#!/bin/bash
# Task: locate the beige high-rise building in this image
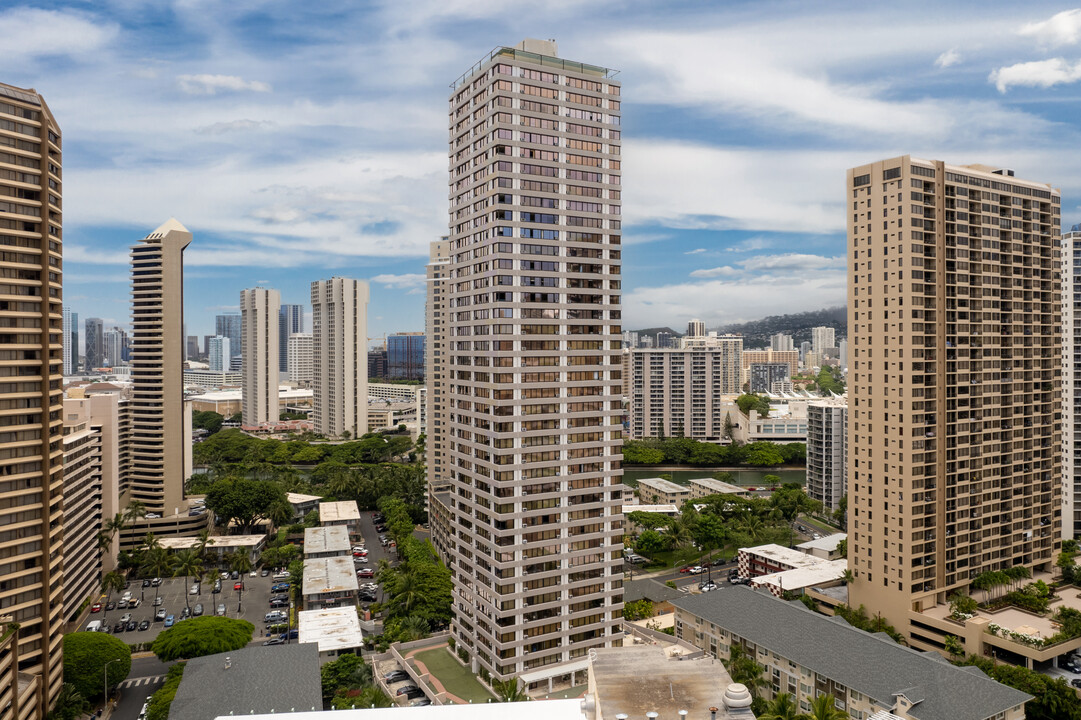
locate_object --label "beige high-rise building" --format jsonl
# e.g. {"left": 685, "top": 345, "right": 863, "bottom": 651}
{"left": 442, "top": 39, "right": 625, "bottom": 687}
{"left": 1064, "top": 225, "right": 1081, "bottom": 540}
{"left": 628, "top": 343, "right": 743, "bottom": 441}
{"left": 425, "top": 238, "right": 449, "bottom": 493}
{"left": 123, "top": 220, "right": 202, "bottom": 548}
{"left": 61, "top": 398, "right": 105, "bottom": 622}
{"left": 0, "top": 81, "right": 64, "bottom": 717}
{"left": 811, "top": 325, "right": 835, "bottom": 354}
{"left": 287, "top": 332, "right": 313, "bottom": 386}
{"left": 686, "top": 318, "right": 705, "bottom": 337}
{"left": 847, "top": 156, "right": 1061, "bottom": 647}
{"left": 311, "top": 277, "right": 368, "bottom": 438}
{"left": 241, "top": 287, "right": 281, "bottom": 426}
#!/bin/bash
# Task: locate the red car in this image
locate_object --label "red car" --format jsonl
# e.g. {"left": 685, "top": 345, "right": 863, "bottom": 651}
{"left": 678, "top": 566, "right": 693, "bottom": 573}
{"left": 358, "top": 569, "right": 375, "bottom": 578}
{"left": 234, "top": 582, "right": 244, "bottom": 591}
{"left": 90, "top": 603, "right": 102, "bottom": 613}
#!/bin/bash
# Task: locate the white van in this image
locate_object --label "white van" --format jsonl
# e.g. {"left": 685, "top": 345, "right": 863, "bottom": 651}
{"left": 85, "top": 620, "right": 103, "bottom": 633}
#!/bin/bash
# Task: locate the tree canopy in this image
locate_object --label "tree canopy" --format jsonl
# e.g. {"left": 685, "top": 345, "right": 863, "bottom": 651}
{"left": 151, "top": 616, "right": 255, "bottom": 661}
{"left": 623, "top": 438, "right": 804, "bottom": 468}
{"left": 736, "top": 394, "right": 772, "bottom": 416}
{"left": 204, "top": 478, "right": 287, "bottom": 532}
{"left": 63, "top": 632, "right": 131, "bottom": 700}
{"left": 192, "top": 410, "right": 224, "bottom": 435}
{"left": 957, "top": 654, "right": 1081, "bottom": 720}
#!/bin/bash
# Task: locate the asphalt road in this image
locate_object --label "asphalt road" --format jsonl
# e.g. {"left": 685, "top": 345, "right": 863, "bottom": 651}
{"left": 112, "top": 657, "right": 173, "bottom": 720}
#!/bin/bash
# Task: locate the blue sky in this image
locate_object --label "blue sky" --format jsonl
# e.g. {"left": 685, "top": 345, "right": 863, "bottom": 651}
{"left": 6, "top": 1, "right": 1081, "bottom": 344}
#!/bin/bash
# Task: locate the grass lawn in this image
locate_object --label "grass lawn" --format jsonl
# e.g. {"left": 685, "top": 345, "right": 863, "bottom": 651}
{"left": 545, "top": 685, "right": 587, "bottom": 700}
{"left": 801, "top": 515, "right": 842, "bottom": 534}
{"left": 642, "top": 548, "right": 711, "bottom": 571}
{"left": 413, "top": 647, "right": 494, "bottom": 704}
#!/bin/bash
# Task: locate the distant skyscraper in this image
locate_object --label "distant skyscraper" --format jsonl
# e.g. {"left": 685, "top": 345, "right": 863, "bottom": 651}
{"left": 240, "top": 287, "right": 281, "bottom": 426}
{"left": 279, "top": 303, "right": 304, "bottom": 373}
{"left": 811, "top": 326, "right": 835, "bottom": 354}
{"left": 748, "top": 362, "right": 790, "bottom": 394}
{"left": 208, "top": 336, "right": 231, "bottom": 372}
{"left": 311, "top": 278, "right": 369, "bottom": 438}
{"left": 103, "top": 328, "right": 124, "bottom": 367}
{"left": 838, "top": 338, "right": 848, "bottom": 371}
{"left": 215, "top": 312, "right": 242, "bottom": 361}
{"left": 440, "top": 39, "right": 624, "bottom": 681}
{"left": 0, "top": 81, "right": 64, "bottom": 712}
{"left": 807, "top": 397, "right": 847, "bottom": 514}
{"left": 287, "top": 333, "right": 313, "bottom": 385}
{"left": 687, "top": 318, "right": 705, "bottom": 337}
{"left": 1065, "top": 224, "right": 1081, "bottom": 539}
{"left": 799, "top": 340, "right": 811, "bottom": 362}
{"left": 387, "top": 332, "right": 425, "bottom": 381}
{"left": 425, "top": 238, "right": 449, "bottom": 494}
{"left": 187, "top": 335, "right": 200, "bottom": 360}
{"left": 621, "top": 330, "right": 639, "bottom": 348}
{"left": 367, "top": 349, "right": 387, "bottom": 380}
{"left": 63, "top": 306, "right": 78, "bottom": 374}
{"left": 85, "top": 317, "right": 104, "bottom": 369}
{"left": 847, "top": 156, "right": 1060, "bottom": 651}
{"left": 770, "top": 332, "right": 794, "bottom": 352}
{"left": 656, "top": 331, "right": 674, "bottom": 348}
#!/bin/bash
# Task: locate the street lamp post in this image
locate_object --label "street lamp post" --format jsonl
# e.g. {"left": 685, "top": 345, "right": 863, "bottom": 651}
{"left": 104, "top": 657, "right": 121, "bottom": 704}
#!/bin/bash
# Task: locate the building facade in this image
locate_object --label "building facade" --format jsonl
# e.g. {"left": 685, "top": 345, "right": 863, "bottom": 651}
{"left": 442, "top": 39, "right": 625, "bottom": 681}
{"left": 811, "top": 326, "right": 835, "bottom": 354}
{"left": 215, "top": 312, "right": 241, "bottom": 362}
{"left": 425, "top": 238, "right": 449, "bottom": 493}
{"left": 806, "top": 397, "right": 847, "bottom": 513}
{"left": 387, "top": 331, "right": 425, "bottom": 381}
{"left": 1065, "top": 224, "right": 1081, "bottom": 539}
{"left": 686, "top": 318, "right": 705, "bottom": 337}
{"left": 741, "top": 348, "right": 798, "bottom": 379}
{"left": 628, "top": 343, "right": 742, "bottom": 441}
{"left": 279, "top": 303, "right": 304, "bottom": 374}
{"left": 311, "top": 277, "right": 368, "bottom": 438}
{"left": 748, "top": 362, "right": 790, "bottom": 394}
{"left": 847, "top": 156, "right": 1061, "bottom": 644}
{"left": 287, "top": 332, "right": 313, "bottom": 386}
{"left": 240, "top": 287, "right": 281, "bottom": 426}
{"left": 0, "top": 82, "right": 65, "bottom": 714}
{"left": 62, "top": 307, "right": 77, "bottom": 375}
{"left": 207, "top": 335, "right": 230, "bottom": 372}
{"left": 770, "top": 333, "right": 794, "bottom": 352}
{"left": 61, "top": 399, "right": 104, "bottom": 622}
{"left": 84, "top": 317, "right": 103, "bottom": 370}
{"left": 186, "top": 335, "right": 199, "bottom": 360}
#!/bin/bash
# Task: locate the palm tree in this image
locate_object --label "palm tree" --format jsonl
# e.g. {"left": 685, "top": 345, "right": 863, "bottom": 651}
{"left": 841, "top": 569, "right": 855, "bottom": 585}
{"left": 758, "top": 692, "right": 800, "bottom": 720}
{"left": 269, "top": 501, "right": 292, "bottom": 530}
{"left": 802, "top": 694, "right": 847, "bottom": 720}
{"left": 48, "top": 683, "right": 90, "bottom": 720}
{"left": 143, "top": 546, "right": 173, "bottom": 606}
{"left": 492, "top": 677, "right": 529, "bottom": 702}
{"left": 740, "top": 514, "right": 765, "bottom": 542}
{"left": 397, "top": 616, "right": 430, "bottom": 642}
{"left": 100, "top": 571, "right": 125, "bottom": 624}
{"left": 386, "top": 569, "right": 421, "bottom": 617}
{"left": 173, "top": 549, "right": 203, "bottom": 612}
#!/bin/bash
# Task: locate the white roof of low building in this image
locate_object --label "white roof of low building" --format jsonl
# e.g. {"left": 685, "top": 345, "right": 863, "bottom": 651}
{"left": 319, "top": 500, "right": 360, "bottom": 523}
{"left": 297, "top": 607, "right": 363, "bottom": 653}
{"left": 188, "top": 386, "right": 314, "bottom": 402}
{"left": 742, "top": 543, "right": 827, "bottom": 570}
{"left": 752, "top": 559, "right": 848, "bottom": 593}
{"left": 302, "top": 556, "right": 358, "bottom": 596}
{"left": 686, "top": 477, "right": 748, "bottom": 494}
{"left": 303, "top": 526, "right": 351, "bottom": 556}
{"left": 636, "top": 477, "right": 689, "bottom": 494}
{"left": 286, "top": 492, "right": 321, "bottom": 504}
{"left": 214, "top": 700, "right": 587, "bottom": 719}
{"left": 622, "top": 504, "right": 678, "bottom": 515}
{"left": 158, "top": 535, "right": 266, "bottom": 550}
{"left": 796, "top": 533, "right": 847, "bottom": 554}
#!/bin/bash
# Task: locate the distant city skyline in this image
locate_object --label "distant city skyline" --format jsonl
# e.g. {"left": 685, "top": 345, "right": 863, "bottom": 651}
{"left": 13, "top": 3, "right": 1081, "bottom": 337}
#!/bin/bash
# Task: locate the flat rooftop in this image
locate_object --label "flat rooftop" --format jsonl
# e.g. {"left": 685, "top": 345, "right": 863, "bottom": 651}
{"left": 302, "top": 556, "right": 358, "bottom": 596}
{"left": 303, "top": 526, "right": 351, "bottom": 556}
{"left": 319, "top": 500, "right": 360, "bottom": 524}
{"left": 752, "top": 559, "right": 847, "bottom": 593}
{"left": 286, "top": 492, "right": 321, "bottom": 504}
{"left": 743, "top": 543, "right": 828, "bottom": 570}
{"left": 590, "top": 644, "right": 752, "bottom": 720}
{"left": 796, "top": 533, "right": 847, "bottom": 554}
{"left": 158, "top": 535, "right": 265, "bottom": 550}
{"left": 297, "top": 607, "right": 363, "bottom": 653}
{"left": 215, "top": 699, "right": 587, "bottom": 719}
{"left": 687, "top": 477, "right": 748, "bottom": 494}
{"left": 637, "top": 477, "right": 689, "bottom": 494}
{"left": 622, "top": 504, "right": 678, "bottom": 515}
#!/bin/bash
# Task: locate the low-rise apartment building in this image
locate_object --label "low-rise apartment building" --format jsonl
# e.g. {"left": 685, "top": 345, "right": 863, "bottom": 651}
{"left": 686, "top": 477, "right": 751, "bottom": 499}
{"left": 303, "top": 526, "right": 351, "bottom": 559}
{"left": 319, "top": 501, "right": 361, "bottom": 535}
{"left": 298, "top": 607, "right": 364, "bottom": 663}
{"left": 301, "top": 557, "right": 358, "bottom": 610}
{"left": 673, "top": 586, "right": 1030, "bottom": 720}
{"left": 636, "top": 477, "right": 690, "bottom": 507}
{"left": 286, "top": 492, "right": 321, "bottom": 521}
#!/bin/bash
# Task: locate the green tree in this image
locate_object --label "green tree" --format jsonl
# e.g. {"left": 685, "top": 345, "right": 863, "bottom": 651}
{"left": 804, "top": 693, "right": 847, "bottom": 720}
{"left": 192, "top": 410, "right": 224, "bottom": 435}
{"left": 635, "top": 529, "right": 667, "bottom": 558}
{"left": 727, "top": 644, "right": 766, "bottom": 700}
{"left": 151, "top": 616, "right": 255, "bottom": 661}
{"left": 352, "top": 686, "right": 393, "bottom": 708}
{"left": 493, "top": 677, "right": 530, "bottom": 702}
{"left": 173, "top": 549, "right": 203, "bottom": 612}
{"left": 744, "top": 443, "right": 785, "bottom": 466}
{"left": 100, "top": 571, "right": 126, "bottom": 623}
{"left": 143, "top": 545, "right": 174, "bottom": 605}
{"left": 62, "top": 632, "right": 131, "bottom": 700}
{"left": 146, "top": 662, "right": 185, "bottom": 720}
{"left": 321, "top": 652, "right": 372, "bottom": 703}
{"left": 622, "top": 599, "right": 653, "bottom": 621}
{"left": 626, "top": 510, "right": 675, "bottom": 532}
{"left": 736, "top": 393, "right": 772, "bottom": 416}
{"left": 758, "top": 692, "right": 800, "bottom": 720}
{"left": 204, "top": 477, "right": 287, "bottom": 532}
{"left": 47, "top": 683, "right": 90, "bottom": 720}
{"left": 943, "top": 634, "right": 965, "bottom": 659}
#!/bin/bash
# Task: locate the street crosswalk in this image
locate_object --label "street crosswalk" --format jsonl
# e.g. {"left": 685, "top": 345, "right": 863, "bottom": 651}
{"left": 119, "top": 675, "right": 162, "bottom": 688}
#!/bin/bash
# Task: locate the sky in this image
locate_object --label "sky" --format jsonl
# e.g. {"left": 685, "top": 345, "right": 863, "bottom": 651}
{"left": 6, "top": 1, "right": 1081, "bottom": 343}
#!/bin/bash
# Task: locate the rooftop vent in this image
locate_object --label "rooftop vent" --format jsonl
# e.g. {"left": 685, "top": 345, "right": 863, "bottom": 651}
{"left": 723, "top": 683, "right": 752, "bottom": 709}
{"left": 992, "top": 168, "right": 1015, "bottom": 177}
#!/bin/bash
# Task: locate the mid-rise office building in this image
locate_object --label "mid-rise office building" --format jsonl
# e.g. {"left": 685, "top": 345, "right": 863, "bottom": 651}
{"left": 215, "top": 312, "right": 241, "bottom": 362}
{"left": 1065, "top": 224, "right": 1081, "bottom": 539}
{"left": 103, "top": 326, "right": 128, "bottom": 367}
{"left": 811, "top": 325, "right": 835, "bottom": 354}
{"left": 207, "top": 336, "right": 230, "bottom": 372}
{"left": 629, "top": 342, "right": 742, "bottom": 440}
{"left": 311, "top": 277, "right": 368, "bottom": 438}
{"left": 686, "top": 318, "right": 705, "bottom": 337}
{"left": 847, "top": 156, "right": 1061, "bottom": 647}
{"left": 0, "top": 82, "right": 64, "bottom": 714}
{"left": 748, "top": 362, "right": 790, "bottom": 394}
{"left": 124, "top": 219, "right": 201, "bottom": 546}
{"left": 741, "top": 348, "right": 798, "bottom": 379}
{"left": 84, "top": 316, "right": 104, "bottom": 370}
{"left": 442, "top": 39, "right": 625, "bottom": 683}
{"left": 806, "top": 396, "right": 847, "bottom": 513}
{"left": 656, "top": 330, "right": 674, "bottom": 348}
{"left": 240, "top": 287, "right": 281, "bottom": 426}
{"left": 387, "top": 331, "right": 425, "bottom": 381}
{"left": 425, "top": 238, "right": 449, "bottom": 492}
{"left": 279, "top": 303, "right": 304, "bottom": 373}
{"left": 366, "top": 348, "right": 387, "bottom": 380}
{"left": 770, "top": 332, "right": 794, "bottom": 352}
{"left": 186, "top": 335, "right": 199, "bottom": 360}
{"left": 287, "top": 332, "right": 313, "bottom": 386}
{"left": 62, "top": 307, "right": 77, "bottom": 375}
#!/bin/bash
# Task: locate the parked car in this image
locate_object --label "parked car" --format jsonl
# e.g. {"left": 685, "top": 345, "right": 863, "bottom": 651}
{"left": 713, "top": 559, "right": 728, "bottom": 567}
{"left": 1064, "top": 660, "right": 1081, "bottom": 673}
{"left": 212, "top": 580, "right": 222, "bottom": 594}
{"left": 271, "top": 582, "right": 290, "bottom": 592}
{"left": 264, "top": 611, "right": 287, "bottom": 623}
{"left": 250, "top": 570, "right": 258, "bottom": 577}
{"left": 279, "top": 629, "right": 299, "bottom": 640}
{"left": 90, "top": 603, "right": 102, "bottom": 613}
{"left": 234, "top": 582, "right": 244, "bottom": 591}
{"left": 358, "top": 569, "right": 375, "bottom": 578}
{"left": 216, "top": 604, "right": 227, "bottom": 617}
{"left": 230, "top": 571, "right": 240, "bottom": 580}
{"left": 189, "top": 584, "right": 200, "bottom": 595}
{"left": 193, "top": 603, "right": 204, "bottom": 617}
{"left": 180, "top": 607, "right": 191, "bottom": 619}
{"left": 699, "top": 582, "right": 718, "bottom": 592}
{"left": 383, "top": 670, "right": 409, "bottom": 683}
{"left": 126, "top": 621, "right": 137, "bottom": 632}
{"left": 260, "top": 568, "right": 270, "bottom": 577}
{"left": 688, "top": 566, "right": 705, "bottom": 575}
{"left": 269, "top": 598, "right": 289, "bottom": 608}
{"left": 164, "top": 615, "right": 175, "bottom": 628}
{"left": 128, "top": 598, "right": 141, "bottom": 609}
{"left": 402, "top": 687, "right": 425, "bottom": 700}
{"left": 411, "top": 697, "right": 432, "bottom": 707}
{"left": 678, "top": 566, "right": 693, "bottom": 573}
{"left": 138, "top": 620, "right": 150, "bottom": 631}
{"left": 117, "top": 599, "right": 129, "bottom": 609}
{"left": 113, "top": 622, "right": 126, "bottom": 634}
{"left": 263, "top": 637, "right": 286, "bottom": 646}
{"left": 155, "top": 608, "right": 167, "bottom": 621}
{"left": 142, "top": 579, "right": 151, "bottom": 588}
{"left": 273, "top": 571, "right": 290, "bottom": 580}
{"left": 150, "top": 577, "right": 162, "bottom": 587}
{"left": 1072, "top": 678, "right": 1081, "bottom": 689}
{"left": 395, "top": 685, "right": 419, "bottom": 696}
{"left": 105, "top": 601, "right": 117, "bottom": 611}
{"left": 354, "top": 556, "right": 369, "bottom": 564}
{"left": 153, "top": 596, "right": 164, "bottom": 606}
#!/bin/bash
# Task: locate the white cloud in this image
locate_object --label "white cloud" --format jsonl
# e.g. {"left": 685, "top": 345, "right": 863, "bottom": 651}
{"left": 372, "top": 273, "right": 426, "bottom": 290}
{"left": 684, "top": 248, "right": 708, "bottom": 255}
{"left": 1019, "top": 9, "right": 1081, "bottom": 47}
{"left": 990, "top": 58, "right": 1081, "bottom": 92}
{"left": 740, "top": 253, "right": 845, "bottom": 271}
{"left": 935, "top": 49, "right": 962, "bottom": 68}
{"left": 195, "top": 119, "right": 274, "bottom": 135}
{"left": 689, "top": 266, "right": 738, "bottom": 278}
{"left": 0, "top": 7, "right": 117, "bottom": 61}
{"left": 726, "top": 236, "right": 773, "bottom": 253}
{"left": 177, "top": 74, "right": 271, "bottom": 95}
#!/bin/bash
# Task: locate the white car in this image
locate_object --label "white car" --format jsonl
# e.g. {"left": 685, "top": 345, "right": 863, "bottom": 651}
{"left": 273, "top": 571, "right": 290, "bottom": 580}
{"left": 688, "top": 566, "right": 705, "bottom": 575}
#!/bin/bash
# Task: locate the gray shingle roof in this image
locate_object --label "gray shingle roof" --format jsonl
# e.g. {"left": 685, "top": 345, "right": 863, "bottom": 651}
{"left": 671, "top": 586, "right": 1031, "bottom": 720}
{"left": 624, "top": 578, "right": 683, "bottom": 604}
{"left": 170, "top": 644, "right": 323, "bottom": 719}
